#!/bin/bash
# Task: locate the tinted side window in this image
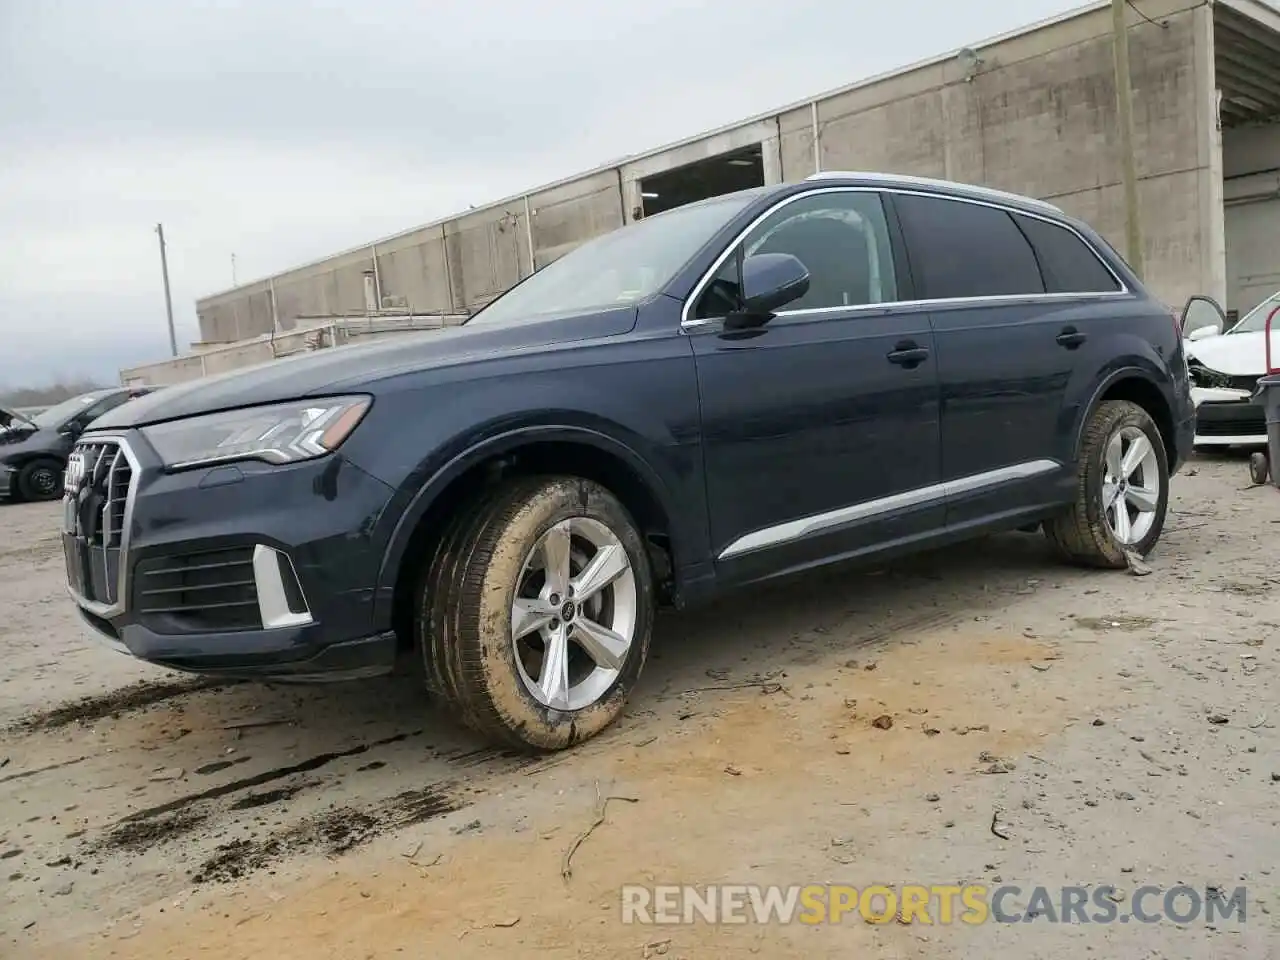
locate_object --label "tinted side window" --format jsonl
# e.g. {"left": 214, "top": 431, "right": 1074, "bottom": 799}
{"left": 77, "top": 393, "right": 129, "bottom": 427}
{"left": 1011, "top": 213, "right": 1121, "bottom": 293}
{"left": 695, "top": 191, "right": 899, "bottom": 318}
{"left": 894, "top": 194, "right": 1044, "bottom": 299}
{"left": 696, "top": 250, "right": 744, "bottom": 319}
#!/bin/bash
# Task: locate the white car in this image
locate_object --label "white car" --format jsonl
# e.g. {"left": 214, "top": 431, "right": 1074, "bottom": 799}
{"left": 1181, "top": 290, "right": 1280, "bottom": 448}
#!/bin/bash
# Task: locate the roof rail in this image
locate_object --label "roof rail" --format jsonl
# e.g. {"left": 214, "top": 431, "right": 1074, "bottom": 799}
{"left": 803, "top": 171, "right": 1064, "bottom": 214}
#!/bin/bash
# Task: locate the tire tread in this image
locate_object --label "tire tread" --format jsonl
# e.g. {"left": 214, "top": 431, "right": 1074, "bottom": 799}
{"left": 416, "top": 474, "right": 653, "bottom": 751}
{"left": 1044, "top": 400, "right": 1168, "bottom": 568}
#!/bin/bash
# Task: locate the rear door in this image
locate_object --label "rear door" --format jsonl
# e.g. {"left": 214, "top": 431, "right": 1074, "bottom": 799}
{"left": 890, "top": 192, "right": 1124, "bottom": 528}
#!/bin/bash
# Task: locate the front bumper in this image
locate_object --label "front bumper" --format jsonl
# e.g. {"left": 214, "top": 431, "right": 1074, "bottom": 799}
{"left": 1190, "top": 387, "right": 1267, "bottom": 447}
{"left": 63, "top": 430, "right": 401, "bottom": 681}
{"left": 0, "top": 464, "right": 12, "bottom": 499}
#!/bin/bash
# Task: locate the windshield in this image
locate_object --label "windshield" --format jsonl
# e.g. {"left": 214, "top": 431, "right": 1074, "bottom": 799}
{"left": 466, "top": 190, "right": 764, "bottom": 326}
{"left": 1229, "top": 290, "right": 1280, "bottom": 334}
{"left": 31, "top": 393, "right": 106, "bottom": 429}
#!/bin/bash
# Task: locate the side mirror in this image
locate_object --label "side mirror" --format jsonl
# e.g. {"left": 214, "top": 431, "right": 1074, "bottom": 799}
{"left": 1180, "top": 295, "right": 1226, "bottom": 340}
{"left": 724, "top": 253, "right": 810, "bottom": 330}
{"left": 59, "top": 420, "right": 84, "bottom": 438}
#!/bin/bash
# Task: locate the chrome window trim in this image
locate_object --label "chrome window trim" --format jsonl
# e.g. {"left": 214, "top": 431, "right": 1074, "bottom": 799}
{"left": 63, "top": 434, "right": 140, "bottom": 620}
{"left": 803, "top": 171, "right": 1066, "bottom": 215}
{"left": 679, "top": 186, "right": 1128, "bottom": 334}
{"left": 717, "top": 459, "right": 1060, "bottom": 560}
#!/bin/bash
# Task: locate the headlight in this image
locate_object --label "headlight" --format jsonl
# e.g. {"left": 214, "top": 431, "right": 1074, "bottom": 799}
{"left": 1187, "top": 361, "right": 1221, "bottom": 389}
{"left": 141, "top": 396, "right": 371, "bottom": 470}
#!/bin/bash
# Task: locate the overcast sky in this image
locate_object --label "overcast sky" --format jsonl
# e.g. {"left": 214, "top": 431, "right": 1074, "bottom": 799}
{"left": 0, "top": 0, "right": 1087, "bottom": 390}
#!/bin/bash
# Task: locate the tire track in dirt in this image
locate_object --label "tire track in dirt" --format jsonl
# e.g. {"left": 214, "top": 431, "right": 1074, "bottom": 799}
{"left": 113, "top": 730, "right": 425, "bottom": 826}
{"left": 8, "top": 677, "right": 238, "bottom": 733}
{"left": 190, "top": 784, "right": 461, "bottom": 883}
{"left": 71, "top": 727, "right": 579, "bottom": 886}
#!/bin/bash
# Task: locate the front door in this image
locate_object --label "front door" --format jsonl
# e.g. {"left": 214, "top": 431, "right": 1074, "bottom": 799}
{"left": 686, "top": 188, "right": 943, "bottom": 584}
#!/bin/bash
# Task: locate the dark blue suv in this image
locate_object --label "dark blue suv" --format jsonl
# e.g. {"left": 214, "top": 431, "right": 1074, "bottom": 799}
{"left": 68, "top": 172, "right": 1194, "bottom": 750}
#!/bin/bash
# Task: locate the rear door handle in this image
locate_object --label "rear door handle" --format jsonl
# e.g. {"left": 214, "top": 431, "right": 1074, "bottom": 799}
{"left": 1056, "top": 327, "right": 1087, "bottom": 349}
{"left": 887, "top": 341, "right": 929, "bottom": 367}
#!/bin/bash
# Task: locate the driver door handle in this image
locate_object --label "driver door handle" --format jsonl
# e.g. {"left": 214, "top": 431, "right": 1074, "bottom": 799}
{"left": 1056, "top": 326, "right": 1087, "bottom": 349}
{"left": 887, "top": 341, "right": 929, "bottom": 368}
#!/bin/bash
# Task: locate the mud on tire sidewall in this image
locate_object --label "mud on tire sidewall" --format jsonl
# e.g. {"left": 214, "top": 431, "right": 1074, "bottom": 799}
{"left": 1082, "top": 402, "right": 1169, "bottom": 565}
{"left": 421, "top": 477, "right": 548, "bottom": 726}
{"left": 461, "top": 477, "right": 654, "bottom": 751}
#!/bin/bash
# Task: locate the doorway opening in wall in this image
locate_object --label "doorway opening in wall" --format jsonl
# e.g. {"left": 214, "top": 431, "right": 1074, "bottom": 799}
{"left": 637, "top": 144, "right": 765, "bottom": 218}
{"left": 1215, "top": 0, "right": 1280, "bottom": 320}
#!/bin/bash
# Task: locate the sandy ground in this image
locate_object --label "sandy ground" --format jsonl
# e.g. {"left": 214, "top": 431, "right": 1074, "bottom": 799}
{"left": 1, "top": 455, "right": 1278, "bottom": 958}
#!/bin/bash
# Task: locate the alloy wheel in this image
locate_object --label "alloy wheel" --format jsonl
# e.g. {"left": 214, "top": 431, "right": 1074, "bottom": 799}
{"left": 1101, "top": 426, "right": 1161, "bottom": 546}
{"left": 510, "top": 516, "right": 637, "bottom": 711}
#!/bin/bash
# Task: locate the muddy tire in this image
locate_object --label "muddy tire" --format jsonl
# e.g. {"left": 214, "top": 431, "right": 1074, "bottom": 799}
{"left": 1045, "top": 400, "right": 1169, "bottom": 568}
{"left": 416, "top": 476, "right": 654, "bottom": 751}
{"left": 17, "top": 458, "right": 64, "bottom": 502}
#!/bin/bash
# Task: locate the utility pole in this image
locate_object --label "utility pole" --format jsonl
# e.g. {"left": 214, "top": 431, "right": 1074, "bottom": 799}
{"left": 1112, "top": 0, "right": 1144, "bottom": 279}
{"left": 155, "top": 223, "right": 178, "bottom": 357}
{"left": 231, "top": 252, "right": 238, "bottom": 286}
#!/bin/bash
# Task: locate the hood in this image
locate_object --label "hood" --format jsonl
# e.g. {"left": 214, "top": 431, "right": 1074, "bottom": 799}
{"left": 1182, "top": 329, "right": 1280, "bottom": 376}
{"left": 0, "top": 408, "right": 37, "bottom": 446}
{"left": 0, "top": 406, "right": 37, "bottom": 431}
{"left": 88, "top": 307, "right": 637, "bottom": 430}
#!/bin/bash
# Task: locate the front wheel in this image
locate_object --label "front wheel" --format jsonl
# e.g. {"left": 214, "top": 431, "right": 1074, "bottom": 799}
{"left": 1045, "top": 400, "right": 1169, "bottom": 568}
{"left": 417, "top": 476, "right": 655, "bottom": 751}
{"left": 17, "top": 458, "right": 64, "bottom": 502}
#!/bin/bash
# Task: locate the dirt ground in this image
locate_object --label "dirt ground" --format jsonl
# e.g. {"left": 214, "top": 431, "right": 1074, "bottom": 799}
{"left": 2, "top": 455, "right": 1278, "bottom": 958}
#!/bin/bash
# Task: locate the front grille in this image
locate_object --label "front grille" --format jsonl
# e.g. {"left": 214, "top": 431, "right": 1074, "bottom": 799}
{"left": 78, "top": 441, "right": 131, "bottom": 547}
{"left": 63, "top": 439, "right": 134, "bottom": 608}
{"left": 1196, "top": 401, "right": 1266, "bottom": 437}
{"left": 134, "top": 547, "right": 263, "bottom": 633}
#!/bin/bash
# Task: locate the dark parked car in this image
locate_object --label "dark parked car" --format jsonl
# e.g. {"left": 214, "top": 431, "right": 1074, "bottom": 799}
{"left": 1, "top": 387, "right": 156, "bottom": 502}
{"left": 65, "top": 172, "right": 1194, "bottom": 750}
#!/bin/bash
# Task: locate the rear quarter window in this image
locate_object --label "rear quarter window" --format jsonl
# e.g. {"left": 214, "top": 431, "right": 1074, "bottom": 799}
{"left": 1010, "top": 213, "right": 1121, "bottom": 294}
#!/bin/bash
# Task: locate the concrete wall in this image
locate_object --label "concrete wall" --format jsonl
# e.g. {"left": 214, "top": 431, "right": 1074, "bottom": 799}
{"left": 1222, "top": 122, "right": 1280, "bottom": 315}
{"left": 1224, "top": 123, "right": 1280, "bottom": 181}
{"left": 196, "top": 0, "right": 1215, "bottom": 341}
{"left": 777, "top": 0, "right": 1212, "bottom": 306}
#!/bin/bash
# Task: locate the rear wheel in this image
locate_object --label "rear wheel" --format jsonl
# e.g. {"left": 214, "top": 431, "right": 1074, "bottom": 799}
{"left": 17, "top": 458, "right": 64, "bottom": 502}
{"left": 417, "top": 476, "right": 654, "bottom": 750}
{"left": 1045, "top": 400, "right": 1169, "bottom": 568}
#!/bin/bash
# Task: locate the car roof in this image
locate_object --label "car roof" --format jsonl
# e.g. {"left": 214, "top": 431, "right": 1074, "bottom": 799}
{"left": 799, "top": 171, "right": 1065, "bottom": 218}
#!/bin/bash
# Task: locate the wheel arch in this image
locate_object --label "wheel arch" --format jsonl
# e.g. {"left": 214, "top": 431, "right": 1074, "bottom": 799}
{"left": 379, "top": 426, "right": 681, "bottom": 653}
{"left": 1074, "top": 368, "right": 1176, "bottom": 467}
{"left": 4, "top": 450, "right": 65, "bottom": 471}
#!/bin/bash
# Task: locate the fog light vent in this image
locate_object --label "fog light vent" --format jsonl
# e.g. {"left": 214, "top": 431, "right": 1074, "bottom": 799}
{"left": 252, "top": 545, "right": 313, "bottom": 629}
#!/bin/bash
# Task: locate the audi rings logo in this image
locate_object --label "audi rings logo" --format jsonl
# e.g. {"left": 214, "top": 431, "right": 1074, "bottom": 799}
{"left": 64, "top": 450, "right": 86, "bottom": 493}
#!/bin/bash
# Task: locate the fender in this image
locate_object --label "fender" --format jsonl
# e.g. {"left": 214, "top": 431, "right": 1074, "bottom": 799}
{"left": 372, "top": 422, "right": 686, "bottom": 626}
{"left": 0, "top": 446, "right": 68, "bottom": 473}
{"left": 1070, "top": 363, "right": 1169, "bottom": 461}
